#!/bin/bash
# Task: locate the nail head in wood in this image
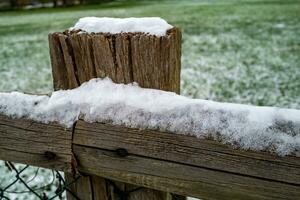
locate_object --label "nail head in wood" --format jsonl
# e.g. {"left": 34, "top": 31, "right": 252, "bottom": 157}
{"left": 44, "top": 151, "right": 57, "bottom": 160}
{"left": 115, "top": 148, "right": 129, "bottom": 157}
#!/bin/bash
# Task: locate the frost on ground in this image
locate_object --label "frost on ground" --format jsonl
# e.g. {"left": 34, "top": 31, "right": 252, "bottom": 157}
{"left": 181, "top": 23, "right": 300, "bottom": 109}
{"left": 1, "top": 78, "right": 299, "bottom": 156}
{"left": 70, "top": 17, "right": 173, "bottom": 36}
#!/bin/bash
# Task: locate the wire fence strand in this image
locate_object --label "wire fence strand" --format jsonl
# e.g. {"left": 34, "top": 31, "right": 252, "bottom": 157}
{"left": 0, "top": 161, "right": 81, "bottom": 200}
{"left": 0, "top": 161, "right": 146, "bottom": 200}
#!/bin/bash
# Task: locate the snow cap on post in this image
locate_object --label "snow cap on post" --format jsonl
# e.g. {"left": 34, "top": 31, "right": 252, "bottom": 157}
{"left": 70, "top": 17, "right": 174, "bottom": 36}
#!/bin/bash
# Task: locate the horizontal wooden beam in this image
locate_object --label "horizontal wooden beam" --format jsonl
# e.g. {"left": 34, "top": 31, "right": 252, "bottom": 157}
{"left": 0, "top": 114, "right": 72, "bottom": 171}
{"left": 74, "top": 145, "right": 300, "bottom": 200}
{"left": 0, "top": 115, "right": 299, "bottom": 199}
{"left": 74, "top": 121, "right": 300, "bottom": 185}
{"left": 73, "top": 120, "right": 300, "bottom": 200}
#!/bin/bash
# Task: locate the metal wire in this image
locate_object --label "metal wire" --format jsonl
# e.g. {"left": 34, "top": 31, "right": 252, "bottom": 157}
{"left": 0, "top": 161, "right": 146, "bottom": 200}
{"left": 0, "top": 161, "right": 81, "bottom": 200}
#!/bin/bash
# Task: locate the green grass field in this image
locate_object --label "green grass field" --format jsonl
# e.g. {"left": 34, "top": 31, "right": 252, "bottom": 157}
{"left": 0, "top": 1, "right": 299, "bottom": 198}
{"left": 0, "top": 0, "right": 299, "bottom": 109}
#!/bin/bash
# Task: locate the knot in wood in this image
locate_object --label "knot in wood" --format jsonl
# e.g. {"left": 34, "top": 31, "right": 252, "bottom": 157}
{"left": 44, "top": 151, "right": 57, "bottom": 160}
{"left": 115, "top": 148, "right": 129, "bottom": 157}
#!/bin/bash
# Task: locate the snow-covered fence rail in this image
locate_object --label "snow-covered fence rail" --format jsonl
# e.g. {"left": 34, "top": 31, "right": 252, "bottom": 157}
{"left": 0, "top": 17, "right": 300, "bottom": 200}
{"left": 0, "top": 97, "right": 300, "bottom": 200}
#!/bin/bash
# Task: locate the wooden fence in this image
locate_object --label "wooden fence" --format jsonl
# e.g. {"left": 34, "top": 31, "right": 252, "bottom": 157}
{"left": 0, "top": 26, "right": 299, "bottom": 200}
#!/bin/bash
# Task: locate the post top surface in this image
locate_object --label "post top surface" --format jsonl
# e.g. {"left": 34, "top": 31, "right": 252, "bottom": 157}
{"left": 69, "top": 17, "right": 174, "bottom": 36}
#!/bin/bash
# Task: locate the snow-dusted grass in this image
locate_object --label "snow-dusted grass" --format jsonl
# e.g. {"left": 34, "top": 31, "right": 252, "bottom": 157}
{"left": 0, "top": 0, "right": 299, "bottom": 199}
{"left": 181, "top": 26, "right": 300, "bottom": 108}
{"left": 0, "top": 34, "right": 52, "bottom": 93}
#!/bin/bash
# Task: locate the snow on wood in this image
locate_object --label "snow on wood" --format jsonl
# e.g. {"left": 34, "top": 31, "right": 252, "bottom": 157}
{"left": 70, "top": 17, "right": 173, "bottom": 36}
{"left": 0, "top": 78, "right": 299, "bottom": 156}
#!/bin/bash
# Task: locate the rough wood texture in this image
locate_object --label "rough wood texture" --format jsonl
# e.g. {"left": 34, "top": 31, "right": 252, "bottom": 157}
{"left": 73, "top": 121, "right": 300, "bottom": 200}
{"left": 49, "top": 28, "right": 181, "bottom": 93}
{"left": 0, "top": 114, "right": 72, "bottom": 171}
{"left": 65, "top": 173, "right": 111, "bottom": 200}
{"left": 73, "top": 144, "right": 300, "bottom": 200}
{"left": 0, "top": 113, "right": 299, "bottom": 199}
{"left": 49, "top": 28, "right": 181, "bottom": 200}
{"left": 74, "top": 121, "right": 300, "bottom": 185}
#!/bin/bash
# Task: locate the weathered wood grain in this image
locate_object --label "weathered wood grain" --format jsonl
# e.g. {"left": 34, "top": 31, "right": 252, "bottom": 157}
{"left": 0, "top": 114, "right": 72, "bottom": 171}
{"left": 49, "top": 27, "right": 182, "bottom": 200}
{"left": 0, "top": 113, "right": 299, "bottom": 199}
{"left": 49, "top": 27, "right": 181, "bottom": 92}
{"left": 49, "top": 33, "right": 70, "bottom": 90}
{"left": 73, "top": 144, "right": 300, "bottom": 200}
{"left": 74, "top": 121, "right": 300, "bottom": 185}
{"left": 58, "top": 34, "right": 79, "bottom": 89}
{"left": 65, "top": 173, "right": 95, "bottom": 200}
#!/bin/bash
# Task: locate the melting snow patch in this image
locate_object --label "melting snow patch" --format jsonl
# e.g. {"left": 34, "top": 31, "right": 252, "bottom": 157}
{"left": 0, "top": 78, "right": 299, "bottom": 156}
{"left": 70, "top": 17, "right": 173, "bottom": 36}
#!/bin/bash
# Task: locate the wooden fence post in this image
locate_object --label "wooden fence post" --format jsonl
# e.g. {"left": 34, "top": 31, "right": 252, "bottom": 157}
{"left": 49, "top": 27, "right": 182, "bottom": 200}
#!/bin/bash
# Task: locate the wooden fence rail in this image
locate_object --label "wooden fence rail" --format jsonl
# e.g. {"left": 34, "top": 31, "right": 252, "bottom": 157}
{"left": 0, "top": 21, "right": 300, "bottom": 200}
{"left": 1, "top": 114, "right": 300, "bottom": 200}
